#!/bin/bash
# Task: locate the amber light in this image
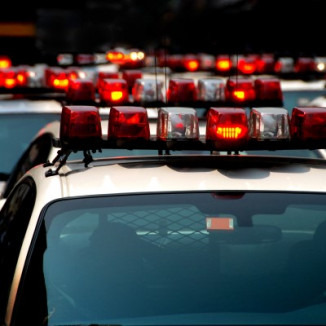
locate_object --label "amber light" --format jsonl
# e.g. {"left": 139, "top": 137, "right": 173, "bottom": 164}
{"left": 0, "top": 56, "right": 11, "bottom": 69}
{"left": 216, "top": 56, "right": 232, "bottom": 72}
{"left": 233, "top": 90, "right": 245, "bottom": 100}
{"left": 216, "top": 126, "right": 245, "bottom": 139}
{"left": 238, "top": 58, "right": 256, "bottom": 74}
{"left": 111, "top": 91, "right": 123, "bottom": 101}
{"left": 206, "top": 107, "right": 249, "bottom": 143}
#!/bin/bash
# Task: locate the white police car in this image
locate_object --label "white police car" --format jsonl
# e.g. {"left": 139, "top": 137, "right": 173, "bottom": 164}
{"left": 1, "top": 105, "right": 326, "bottom": 326}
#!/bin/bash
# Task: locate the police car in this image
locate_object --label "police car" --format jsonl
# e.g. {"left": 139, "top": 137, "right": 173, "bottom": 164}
{"left": 1, "top": 105, "right": 326, "bottom": 326}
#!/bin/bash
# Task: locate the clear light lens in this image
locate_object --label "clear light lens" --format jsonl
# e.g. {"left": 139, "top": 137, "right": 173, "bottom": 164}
{"left": 157, "top": 107, "right": 199, "bottom": 140}
{"left": 250, "top": 107, "right": 290, "bottom": 140}
{"left": 132, "top": 78, "right": 164, "bottom": 102}
{"left": 197, "top": 78, "right": 225, "bottom": 101}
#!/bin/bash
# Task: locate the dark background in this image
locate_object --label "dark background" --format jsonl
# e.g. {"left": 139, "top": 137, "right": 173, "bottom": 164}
{"left": 1, "top": 0, "right": 325, "bottom": 65}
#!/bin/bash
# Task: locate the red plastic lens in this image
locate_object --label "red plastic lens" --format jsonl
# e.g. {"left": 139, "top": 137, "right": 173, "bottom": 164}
{"left": 254, "top": 77, "right": 283, "bottom": 102}
{"left": 256, "top": 54, "right": 275, "bottom": 74}
{"left": 290, "top": 107, "right": 326, "bottom": 140}
{"left": 294, "top": 57, "right": 315, "bottom": 73}
{"left": 237, "top": 57, "right": 257, "bottom": 74}
{"left": 46, "top": 68, "right": 70, "bottom": 90}
{"left": 99, "top": 79, "right": 129, "bottom": 105}
{"left": 167, "top": 78, "right": 196, "bottom": 103}
{"left": 183, "top": 55, "right": 199, "bottom": 72}
{"left": 122, "top": 70, "right": 142, "bottom": 89}
{"left": 206, "top": 107, "right": 249, "bottom": 144}
{"left": 0, "top": 68, "right": 28, "bottom": 88}
{"left": 0, "top": 56, "right": 11, "bottom": 69}
{"left": 215, "top": 55, "right": 232, "bottom": 72}
{"left": 60, "top": 106, "right": 102, "bottom": 143}
{"left": 108, "top": 106, "right": 150, "bottom": 139}
{"left": 66, "top": 79, "right": 95, "bottom": 102}
{"left": 97, "top": 72, "right": 120, "bottom": 93}
{"left": 225, "top": 77, "right": 256, "bottom": 103}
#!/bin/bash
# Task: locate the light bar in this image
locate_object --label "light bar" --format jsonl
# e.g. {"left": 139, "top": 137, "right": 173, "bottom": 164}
{"left": 250, "top": 107, "right": 290, "bottom": 140}
{"left": 53, "top": 105, "right": 326, "bottom": 158}
{"left": 132, "top": 78, "right": 164, "bottom": 104}
{"left": 60, "top": 106, "right": 102, "bottom": 146}
{"left": 157, "top": 107, "right": 199, "bottom": 140}
{"left": 291, "top": 107, "right": 326, "bottom": 140}
{"left": 108, "top": 106, "right": 150, "bottom": 140}
{"left": 197, "top": 78, "right": 225, "bottom": 102}
{"left": 206, "top": 107, "right": 249, "bottom": 147}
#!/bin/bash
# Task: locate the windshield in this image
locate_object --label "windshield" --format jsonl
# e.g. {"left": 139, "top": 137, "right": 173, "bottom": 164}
{"left": 24, "top": 191, "right": 326, "bottom": 325}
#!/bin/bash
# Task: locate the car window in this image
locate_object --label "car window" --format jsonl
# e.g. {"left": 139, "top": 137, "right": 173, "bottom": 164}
{"left": 2, "top": 133, "right": 53, "bottom": 198}
{"left": 13, "top": 191, "right": 326, "bottom": 325}
{"left": 0, "top": 177, "right": 36, "bottom": 319}
{"left": 0, "top": 113, "right": 61, "bottom": 176}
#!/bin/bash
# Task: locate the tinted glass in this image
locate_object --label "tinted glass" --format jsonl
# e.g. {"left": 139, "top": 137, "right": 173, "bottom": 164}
{"left": 0, "top": 113, "right": 61, "bottom": 175}
{"left": 18, "top": 191, "right": 326, "bottom": 325}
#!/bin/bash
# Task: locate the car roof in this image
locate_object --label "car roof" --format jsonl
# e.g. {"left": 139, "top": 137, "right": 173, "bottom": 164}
{"left": 26, "top": 155, "right": 326, "bottom": 201}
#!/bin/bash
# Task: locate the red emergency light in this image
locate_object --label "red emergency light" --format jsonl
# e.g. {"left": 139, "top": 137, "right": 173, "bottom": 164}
{"left": 108, "top": 106, "right": 150, "bottom": 139}
{"left": 290, "top": 107, "right": 326, "bottom": 140}
{"left": 225, "top": 77, "right": 256, "bottom": 104}
{"left": 167, "top": 78, "right": 196, "bottom": 104}
{"left": 99, "top": 78, "right": 129, "bottom": 105}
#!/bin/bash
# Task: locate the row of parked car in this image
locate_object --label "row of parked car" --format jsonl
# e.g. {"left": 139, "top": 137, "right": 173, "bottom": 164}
{"left": 1, "top": 59, "right": 326, "bottom": 326}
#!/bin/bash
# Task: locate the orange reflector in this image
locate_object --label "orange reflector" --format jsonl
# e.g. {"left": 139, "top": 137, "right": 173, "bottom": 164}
{"left": 206, "top": 217, "right": 234, "bottom": 231}
{"left": 108, "top": 106, "right": 150, "bottom": 139}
